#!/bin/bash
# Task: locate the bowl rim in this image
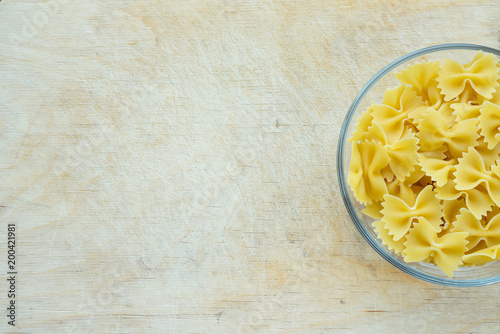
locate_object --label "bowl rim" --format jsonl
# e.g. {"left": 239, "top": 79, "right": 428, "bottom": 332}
{"left": 337, "top": 43, "right": 500, "bottom": 287}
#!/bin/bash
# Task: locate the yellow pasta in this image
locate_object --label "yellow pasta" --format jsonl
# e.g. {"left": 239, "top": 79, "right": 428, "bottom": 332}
{"left": 386, "top": 177, "right": 418, "bottom": 204}
{"left": 417, "top": 108, "right": 479, "bottom": 158}
{"left": 462, "top": 244, "right": 500, "bottom": 265}
{"left": 452, "top": 208, "right": 500, "bottom": 250}
{"left": 394, "top": 60, "right": 441, "bottom": 106}
{"left": 442, "top": 197, "right": 467, "bottom": 230}
{"left": 418, "top": 154, "right": 457, "bottom": 187}
{"left": 373, "top": 220, "right": 406, "bottom": 254}
{"left": 451, "top": 102, "right": 482, "bottom": 122}
{"left": 436, "top": 180, "right": 495, "bottom": 220}
{"left": 349, "top": 140, "right": 390, "bottom": 204}
{"left": 365, "top": 121, "right": 419, "bottom": 182}
{"left": 474, "top": 137, "right": 500, "bottom": 169}
{"left": 349, "top": 51, "right": 500, "bottom": 276}
{"left": 349, "top": 104, "right": 374, "bottom": 143}
{"left": 437, "top": 51, "right": 500, "bottom": 101}
{"left": 362, "top": 201, "right": 384, "bottom": 220}
{"left": 403, "top": 217, "right": 468, "bottom": 277}
{"left": 382, "top": 84, "right": 425, "bottom": 112}
{"left": 479, "top": 87, "right": 500, "bottom": 106}
{"left": 454, "top": 147, "right": 500, "bottom": 207}
{"left": 381, "top": 185, "right": 442, "bottom": 241}
{"left": 478, "top": 102, "right": 500, "bottom": 149}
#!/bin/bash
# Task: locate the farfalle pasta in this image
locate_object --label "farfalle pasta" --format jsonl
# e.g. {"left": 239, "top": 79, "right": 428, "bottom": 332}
{"left": 417, "top": 108, "right": 479, "bottom": 158}
{"left": 454, "top": 147, "right": 500, "bottom": 207}
{"left": 366, "top": 121, "right": 420, "bottom": 182}
{"left": 349, "top": 140, "right": 390, "bottom": 204}
{"left": 348, "top": 51, "right": 500, "bottom": 276}
{"left": 403, "top": 217, "right": 468, "bottom": 277}
{"left": 478, "top": 102, "right": 500, "bottom": 149}
{"left": 452, "top": 208, "right": 500, "bottom": 249}
{"left": 437, "top": 52, "right": 499, "bottom": 101}
{"left": 381, "top": 185, "right": 443, "bottom": 241}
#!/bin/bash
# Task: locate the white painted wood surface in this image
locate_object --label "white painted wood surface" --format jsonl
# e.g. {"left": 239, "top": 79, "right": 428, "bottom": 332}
{"left": 1, "top": 1, "right": 500, "bottom": 333}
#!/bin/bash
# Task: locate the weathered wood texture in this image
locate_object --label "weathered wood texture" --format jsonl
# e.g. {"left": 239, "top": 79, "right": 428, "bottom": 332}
{"left": 1, "top": 0, "right": 500, "bottom": 333}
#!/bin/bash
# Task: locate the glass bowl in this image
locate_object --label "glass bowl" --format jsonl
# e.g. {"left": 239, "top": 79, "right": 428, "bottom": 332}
{"left": 337, "top": 43, "right": 500, "bottom": 286}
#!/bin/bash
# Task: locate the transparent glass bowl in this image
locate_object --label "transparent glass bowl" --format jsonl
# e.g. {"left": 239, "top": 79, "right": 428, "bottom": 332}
{"left": 337, "top": 43, "right": 500, "bottom": 286}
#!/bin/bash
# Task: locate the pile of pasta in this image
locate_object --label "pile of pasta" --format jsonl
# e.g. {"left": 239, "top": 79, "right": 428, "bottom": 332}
{"left": 348, "top": 51, "right": 500, "bottom": 277}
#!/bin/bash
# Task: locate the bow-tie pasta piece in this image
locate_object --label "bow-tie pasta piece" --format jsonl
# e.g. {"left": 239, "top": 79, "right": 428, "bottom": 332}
{"left": 381, "top": 185, "right": 443, "bottom": 241}
{"left": 437, "top": 51, "right": 500, "bottom": 101}
{"left": 456, "top": 84, "right": 480, "bottom": 105}
{"left": 403, "top": 217, "right": 468, "bottom": 277}
{"left": 454, "top": 147, "right": 500, "bottom": 207}
{"left": 437, "top": 101, "right": 459, "bottom": 128}
{"left": 373, "top": 220, "right": 406, "bottom": 254}
{"left": 473, "top": 137, "right": 500, "bottom": 169}
{"left": 436, "top": 179, "right": 495, "bottom": 220}
{"left": 478, "top": 102, "right": 500, "bottom": 149}
{"left": 370, "top": 103, "right": 412, "bottom": 143}
{"left": 349, "top": 140, "right": 390, "bottom": 204}
{"left": 366, "top": 163, "right": 428, "bottom": 221}
{"left": 478, "top": 87, "right": 500, "bottom": 106}
{"left": 387, "top": 138, "right": 419, "bottom": 182}
{"left": 442, "top": 197, "right": 467, "bottom": 231}
{"left": 417, "top": 108, "right": 479, "bottom": 158}
{"left": 486, "top": 206, "right": 500, "bottom": 220}
{"left": 462, "top": 244, "right": 500, "bottom": 266}
{"left": 452, "top": 208, "right": 500, "bottom": 250}
{"left": 349, "top": 104, "right": 374, "bottom": 143}
{"left": 365, "top": 121, "right": 419, "bottom": 182}
{"left": 463, "top": 186, "right": 496, "bottom": 219}
{"left": 451, "top": 102, "right": 482, "bottom": 122}
{"left": 418, "top": 154, "right": 457, "bottom": 187}
{"left": 363, "top": 201, "right": 384, "bottom": 220}
{"left": 382, "top": 84, "right": 425, "bottom": 112}
{"left": 408, "top": 106, "right": 436, "bottom": 126}
{"left": 394, "top": 60, "right": 441, "bottom": 106}
{"left": 371, "top": 85, "right": 425, "bottom": 143}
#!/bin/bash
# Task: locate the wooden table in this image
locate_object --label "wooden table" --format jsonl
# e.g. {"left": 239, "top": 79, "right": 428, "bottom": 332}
{"left": 1, "top": 1, "right": 499, "bottom": 333}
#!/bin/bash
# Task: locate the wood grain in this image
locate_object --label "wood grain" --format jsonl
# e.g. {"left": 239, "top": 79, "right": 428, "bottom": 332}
{"left": 0, "top": 0, "right": 500, "bottom": 333}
